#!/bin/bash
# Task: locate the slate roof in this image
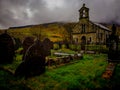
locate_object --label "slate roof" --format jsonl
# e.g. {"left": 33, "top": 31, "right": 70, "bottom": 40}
{"left": 93, "top": 22, "right": 111, "bottom": 31}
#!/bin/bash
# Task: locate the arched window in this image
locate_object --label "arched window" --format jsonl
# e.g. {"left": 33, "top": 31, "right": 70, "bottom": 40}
{"left": 89, "top": 37, "right": 91, "bottom": 42}
{"left": 81, "top": 24, "right": 86, "bottom": 33}
{"left": 83, "top": 10, "right": 86, "bottom": 17}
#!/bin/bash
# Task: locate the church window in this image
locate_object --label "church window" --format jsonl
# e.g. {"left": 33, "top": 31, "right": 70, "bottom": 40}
{"left": 98, "top": 33, "right": 103, "bottom": 40}
{"left": 89, "top": 37, "right": 91, "bottom": 42}
{"left": 74, "top": 38, "right": 78, "bottom": 43}
{"left": 81, "top": 24, "right": 86, "bottom": 33}
{"left": 83, "top": 10, "right": 86, "bottom": 17}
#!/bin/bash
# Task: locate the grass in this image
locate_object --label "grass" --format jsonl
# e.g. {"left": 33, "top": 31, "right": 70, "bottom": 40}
{"left": 0, "top": 53, "right": 112, "bottom": 90}
{"left": 51, "top": 49, "right": 77, "bottom": 55}
{"left": 8, "top": 23, "right": 70, "bottom": 42}
{"left": 108, "top": 64, "right": 120, "bottom": 89}
{"left": 44, "top": 59, "right": 106, "bottom": 89}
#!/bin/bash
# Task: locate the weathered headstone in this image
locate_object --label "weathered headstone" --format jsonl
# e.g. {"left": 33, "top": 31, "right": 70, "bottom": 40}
{"left": 15, "top": 39, "right": 44, "bottom": 78}
{"left": 22, "top": 37, "right": 34, "bottom": 61}
{"left": 0, "top": 32, "right": 15, "bottom": 64}
{"left": 42, "top": 38, "right": 53, "bottom": 56}
{"left": 15, "top": 38, "right": 53, "bottom": 78}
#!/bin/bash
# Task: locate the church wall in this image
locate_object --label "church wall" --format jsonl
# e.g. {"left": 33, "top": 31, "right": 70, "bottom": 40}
{"left": 73, "top": 33, "right": 96, "bottom": 44}
{"left": 73, "top": 22, "right": 110, "bottom": 44}
{"left": 96, "top": 28, "right": 110, "bottom": 44}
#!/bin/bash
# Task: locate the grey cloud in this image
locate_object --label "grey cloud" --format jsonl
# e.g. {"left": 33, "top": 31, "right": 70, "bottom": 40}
{"left": 84, "top": 0, "right": 120, "bottom": 24}
{"left": 0, "top": 0, "right": 120, "bottom": 29}
{"left": 0, "top": 0, "right": 31, "bottom": 28}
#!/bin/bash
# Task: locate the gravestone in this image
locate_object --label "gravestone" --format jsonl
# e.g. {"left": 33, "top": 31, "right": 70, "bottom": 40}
{"left": 0, "top": 32, "right": 15, "bottom": 64}
{"left": 42, "top": 38, "right": 53, "bottom": 56}
{"left": 107, "top": 24, "right": 119, "bottom": 61}
{"left": 22, "top": 37, "right": 34, "bottom": 61}
{"left": 15, "top": 38, "right": 53, "bottom": 78}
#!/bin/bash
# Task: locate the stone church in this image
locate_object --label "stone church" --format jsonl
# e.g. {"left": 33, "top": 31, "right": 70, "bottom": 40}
{"left": 72, "top": 4, "right": 111, "bottom": 45}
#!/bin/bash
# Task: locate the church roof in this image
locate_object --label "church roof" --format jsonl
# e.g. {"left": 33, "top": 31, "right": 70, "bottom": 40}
{"left": 92, "top": 22, "right": 111, "bottom": 31}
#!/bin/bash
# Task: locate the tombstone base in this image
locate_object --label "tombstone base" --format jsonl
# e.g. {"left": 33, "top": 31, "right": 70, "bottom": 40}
{"left": 15, "top": 56, "right": 45, "bottom": 78}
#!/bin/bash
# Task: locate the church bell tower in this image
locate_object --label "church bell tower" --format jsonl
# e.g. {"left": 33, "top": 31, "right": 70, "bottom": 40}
{"left": 79, "top": 4, "right": 89, "bottom": 22}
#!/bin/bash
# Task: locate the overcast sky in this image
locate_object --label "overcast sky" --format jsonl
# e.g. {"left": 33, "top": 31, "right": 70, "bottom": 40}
{"left": 0, "top": 0, "right": 120, "bottom": 29}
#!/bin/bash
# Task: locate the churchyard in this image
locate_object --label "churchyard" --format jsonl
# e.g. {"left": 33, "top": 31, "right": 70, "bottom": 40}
{"left": 0, "top": 45, "right": 120, "bottom": 89}
{"left": 0, "top": 24, "right": 120, "bottom": 90}
{"left": 0, "top": 52, "right": 109, "bottom": 90}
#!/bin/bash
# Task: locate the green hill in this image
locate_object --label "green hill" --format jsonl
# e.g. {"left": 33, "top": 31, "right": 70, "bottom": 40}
{"left": 7, "top": 22, "right": 76, "bottom": 42}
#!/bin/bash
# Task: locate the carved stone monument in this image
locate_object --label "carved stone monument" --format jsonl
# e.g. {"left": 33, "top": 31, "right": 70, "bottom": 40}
{"left": 15, "top": 38, "right": 53, "bottom": 78}
{"left": 22, "top": 37, "right": 34, "bottom": 61}
{"left": 42, "top": 38, "right": 53, "bottom": 56}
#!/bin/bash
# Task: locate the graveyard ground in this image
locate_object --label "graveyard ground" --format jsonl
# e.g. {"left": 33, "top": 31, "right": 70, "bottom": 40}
{"left": 0, "top": 53, "right": 120, "bottom": 90}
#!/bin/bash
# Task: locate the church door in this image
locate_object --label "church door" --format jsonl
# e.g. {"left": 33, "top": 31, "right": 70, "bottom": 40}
{"left": 81, "top": 36, "right": 86, "bottom": 50}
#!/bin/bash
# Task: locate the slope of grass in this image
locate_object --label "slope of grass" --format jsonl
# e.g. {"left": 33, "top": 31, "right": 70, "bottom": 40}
{"left": 0, "top": 54, "right": 110, "bottom": 90}
{"left": 7, "top": 23, "right": 70, "bottom": 42}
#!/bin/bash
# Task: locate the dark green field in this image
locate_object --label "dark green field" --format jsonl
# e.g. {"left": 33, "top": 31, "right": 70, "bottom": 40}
{"left": 0, "top": 54, "right": 120, "bottom": 90}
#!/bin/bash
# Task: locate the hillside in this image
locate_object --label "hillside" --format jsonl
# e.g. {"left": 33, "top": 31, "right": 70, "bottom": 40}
{"left": 1, "top": 22, "right": 120, "bottom": 43}
{"left": 7, "top": 22, "right": 76, "bottom": 42}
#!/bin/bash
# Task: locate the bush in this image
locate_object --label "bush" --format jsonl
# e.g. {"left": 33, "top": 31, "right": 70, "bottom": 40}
{"left": 85, "top": 45, "right": 109, "bottom": 53}
{"left": 100, "top": 45, "right": 109, "bottom": 53}
{"left": 86, "top": 45, "right": 100, "bottom": 51}
{"left": 53, "top": 44, "right": 60, "bottom": 50}
{"left": 76, "top": 45, "right": 81, "bottom": 51}
{"left": 15, "top": 47, "right": 23, "bottom": 54}
{"left": 69, "top": 44, "right": 77, "bottom": 51}
{"left": 61, "top": 44, "right": 66, "bottom": 49}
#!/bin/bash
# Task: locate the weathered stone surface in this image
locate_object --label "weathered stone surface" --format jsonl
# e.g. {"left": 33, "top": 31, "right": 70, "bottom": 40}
{"left": 42, "top": 38, "right": 53, "bottom": 56}
{"left": 0, "top": 33, "right": 15, "bottom": 64}
{"left": 22, "top": 37, "right": 34, "bottom": 61}
{"left": 15, "top": 55, "right": 45, "bottom": 78}
{"left": 15, "top": 40, "right": 45, "bottom": 77}
{"left": 15, "top": 38, "right": 53, "bottom": 78}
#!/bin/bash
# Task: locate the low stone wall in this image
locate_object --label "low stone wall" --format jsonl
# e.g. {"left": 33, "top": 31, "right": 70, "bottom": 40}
{"left": 45, "top": 53, "right": 83, "bottom": 67}
{"left": 85, "top": 51, "right": 96, "bottom": 54}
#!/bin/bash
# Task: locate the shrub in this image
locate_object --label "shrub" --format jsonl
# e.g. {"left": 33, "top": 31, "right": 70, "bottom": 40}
{"left": 61, "top": 44, "right": 66, "bottom": 49}
{"left": 69, "top": 44, "right": 77, "bottom": 51}
{"left": 53, "top": 44, "right": 60, "bottom": 50}
{"left": 76, "top": 45, "right": 81, "bottom": 51}
{"left": 100, "top": 45, "right": 109, "bottom": 53}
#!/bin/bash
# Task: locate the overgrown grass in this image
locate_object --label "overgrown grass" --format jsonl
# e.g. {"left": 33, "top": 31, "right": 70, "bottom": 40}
{"left": 86, "top": 45, "right": 109, "bottom": 53}
{"left": 51, "top": 49, "right": 77, "bottom": 55}
{"left": 0, "top": 54, "right": 22, "bottom": 73}
{"left": 0, "top": 54, "right": 120, "bottom": 90}
{"left": 108, "top": 63, "right": 120, "bottom": 89}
